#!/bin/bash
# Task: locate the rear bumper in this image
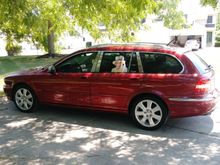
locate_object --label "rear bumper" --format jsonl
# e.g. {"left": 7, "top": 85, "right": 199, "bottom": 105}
{"left": 168, "top": 89, "right": 220, "bottom": 118}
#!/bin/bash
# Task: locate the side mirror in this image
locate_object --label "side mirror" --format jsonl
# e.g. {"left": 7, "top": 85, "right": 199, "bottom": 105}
{"left": 48, "top": 65, "right": 56, "bottom": 74}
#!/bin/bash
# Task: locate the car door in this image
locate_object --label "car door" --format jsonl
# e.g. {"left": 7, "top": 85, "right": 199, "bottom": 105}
{"left": 90, "top": 51, "right": 144, "bottom": 111}
{"left": 34, "top": 52, "right": 98, "bottom": 106}
{"left": 139, "top": 52, "right": 195, "bottom": 98}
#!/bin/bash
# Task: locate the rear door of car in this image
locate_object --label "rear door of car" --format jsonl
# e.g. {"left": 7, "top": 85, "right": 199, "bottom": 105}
{"left": 90, "top": 51, "right": 144, "bottom": 111}
{"left": 139, "top": 52, "right": 195, "bottom": 98}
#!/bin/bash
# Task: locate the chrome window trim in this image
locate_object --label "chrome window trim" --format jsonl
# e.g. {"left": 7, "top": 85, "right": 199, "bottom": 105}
{"left": 91, "top": 51, "right": 102, "bottom": 72}
{"left": 54, "top": 51, "right": 99, "bottom": 73}
{"left": 54, "top": 50, "right": 185, "bottom": 74}
{"left": 138, "top": 51, "right": 185, "bottom": 74}
{"left": 136, "top": 52, "right": 144, "bottom": 73}
{"left": 169, "top": 97, "right": 214, "bottom": 102}
{"left": 94, "top": 51, "right": 104, "bottom": 72}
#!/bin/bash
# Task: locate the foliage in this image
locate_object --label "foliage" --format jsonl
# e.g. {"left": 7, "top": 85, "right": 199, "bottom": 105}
{"left": 0, "top": 0, "right": 28, "bottom": 56}
{"left": 64, "top": 0, "right": 158, "bottom": 42}
{"left": 157, "top": 0, "right": 186, "bottom": 29}
{"left": 214, "top": 3, "right": 220, "bottom": 47}
{"left": 215, "top": 36, "right": 220, "bottom": 47}
{"left": 0, "top": 0, "right": 74, "bottom": 54}
{"left": 215, "top": 19, "right": 220, "bottom": 47}
{"left": 200, "top": 0, "right": 218, "bottom": 8}
{"left": 0, "top": 0, "right": 187, "bottom": 53}
{"left": 5, "top": 42, "right": 22, "bottom": 56}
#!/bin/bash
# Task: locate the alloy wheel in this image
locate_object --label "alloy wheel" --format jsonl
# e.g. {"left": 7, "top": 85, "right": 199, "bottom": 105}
{"left": 134, "top": 99, "right": 163, "bottom": 128}
{"left": 15, "top": 88, "right": 33, "bottom": 111}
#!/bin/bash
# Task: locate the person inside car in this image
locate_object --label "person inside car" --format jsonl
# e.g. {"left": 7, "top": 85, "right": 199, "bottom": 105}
{"left": 111, "top": 56, "right": 128, "bottom": 73}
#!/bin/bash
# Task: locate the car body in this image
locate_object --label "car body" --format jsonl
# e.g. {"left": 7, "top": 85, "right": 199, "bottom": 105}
{"left": 185, "top": 39, "right": 200, "bottom": 51}
{"left": 3, "top": 43, "right": 220, "bottom": 130}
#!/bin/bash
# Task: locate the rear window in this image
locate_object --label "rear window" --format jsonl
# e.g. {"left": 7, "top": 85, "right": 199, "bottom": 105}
{"left": 140, "top": 53, "right": 183, "bottom": 73}
{"left": 185, "top": 52, "right": 210, "bottom": 74}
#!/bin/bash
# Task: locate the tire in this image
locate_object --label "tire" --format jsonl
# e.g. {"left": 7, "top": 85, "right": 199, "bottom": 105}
{"left": 13, "top": 85, "right": 38, "bottom": 112}
{"left": 130, "top": 96, "right": 168, "bottom": 130}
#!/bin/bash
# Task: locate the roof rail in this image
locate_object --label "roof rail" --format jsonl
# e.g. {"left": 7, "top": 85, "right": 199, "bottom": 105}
{"left": 91, "top": 42, "right": 169, "bottom": 48}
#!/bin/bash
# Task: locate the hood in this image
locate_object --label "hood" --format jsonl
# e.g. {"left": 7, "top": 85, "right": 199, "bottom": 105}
{"left": 6, "top": 66, "right": 46, "bottom": 78}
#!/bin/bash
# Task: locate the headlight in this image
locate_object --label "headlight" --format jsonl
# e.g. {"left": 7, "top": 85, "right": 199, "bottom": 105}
{"left": 4, "top": 79, "right": 13, "bottom": 86}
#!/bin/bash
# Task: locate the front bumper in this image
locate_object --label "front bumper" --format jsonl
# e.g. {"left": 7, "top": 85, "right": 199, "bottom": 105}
{"left": 168, "top": 89, "right": 220, "bottom": 118}
{"left": 3, "top": 84, "right": 13, "bottom": 100}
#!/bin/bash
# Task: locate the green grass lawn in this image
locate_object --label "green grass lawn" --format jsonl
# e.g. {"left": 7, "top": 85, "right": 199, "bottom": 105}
{"left": 0, "top": 55, "right": 62, "bottom": 96}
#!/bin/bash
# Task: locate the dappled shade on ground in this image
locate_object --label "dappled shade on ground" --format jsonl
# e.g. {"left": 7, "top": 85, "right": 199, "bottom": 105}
{"left": 0, "top": 98, "right": 220, "bottom": 164}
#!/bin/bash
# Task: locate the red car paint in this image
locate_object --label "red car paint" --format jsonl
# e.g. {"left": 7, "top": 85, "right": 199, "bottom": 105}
{"left": 3, "top": 44, "right": 219, "bottom": 117}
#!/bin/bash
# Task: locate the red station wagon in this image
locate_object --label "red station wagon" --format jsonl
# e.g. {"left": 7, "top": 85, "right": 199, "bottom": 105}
{"left": 3, "top": 43, "right": 220, "bottom": 130}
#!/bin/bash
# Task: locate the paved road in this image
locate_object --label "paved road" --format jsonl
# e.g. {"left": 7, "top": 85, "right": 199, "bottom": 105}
{"left": 0, "top": 48, "right": 220, "bottom": 164}
{"left": 0, "top": 98, "right": 220, "bottom": 165}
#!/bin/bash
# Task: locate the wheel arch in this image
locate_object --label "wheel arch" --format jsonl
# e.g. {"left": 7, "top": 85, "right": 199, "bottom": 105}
{"left": 128, "top": 93, "right": 169, "bottom": 115}
{"left": 12, "top": 82, "right": 37, "bottom": 101}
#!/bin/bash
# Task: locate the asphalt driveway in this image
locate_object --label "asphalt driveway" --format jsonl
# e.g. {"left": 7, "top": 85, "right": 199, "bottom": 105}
{"left": 0, "top": 96, "right": 220, "bottom": 164}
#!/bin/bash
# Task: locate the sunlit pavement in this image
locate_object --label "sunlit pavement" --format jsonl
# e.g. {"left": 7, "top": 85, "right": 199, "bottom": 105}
{"left": 0, "top": 100, "right": 220, "bottom": 164}
{"left": 0, "top": 48, "right": 220, "bottom": 164}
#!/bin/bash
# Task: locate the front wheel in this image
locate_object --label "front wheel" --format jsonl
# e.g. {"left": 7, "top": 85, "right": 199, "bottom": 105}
{"left": 13, "top": 85, "right": 38, "bottom": 112}
{"left": 130, "top": 96, "right": 168, "bottom": 130}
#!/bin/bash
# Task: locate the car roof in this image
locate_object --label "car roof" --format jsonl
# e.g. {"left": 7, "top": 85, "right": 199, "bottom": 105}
{"left": 75, "top": 43, "right": 176, "bottom": 53}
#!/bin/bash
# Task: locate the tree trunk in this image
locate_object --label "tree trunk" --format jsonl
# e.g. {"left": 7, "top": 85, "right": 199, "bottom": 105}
{"left": 48, "top": 20, "right": 55, "bottom": 57}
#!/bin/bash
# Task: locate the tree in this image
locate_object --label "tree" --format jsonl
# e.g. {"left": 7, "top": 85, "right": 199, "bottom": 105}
{"left": 24, "top": 0, "right": 76, "bottom": 56}
{"left": 0, "top": 0, "right": 158, "bottom": 56}
{"left": 200, "top": 0, "right": 219, "bottom": 8}
{"left": 65, "top": 0, "right": 158, "bottom": 42}
{"left": 0, "top": 0, "right": 186, "bottom": 56}
{"left": 0, "top": 0, "right": 29, "bottom": 55}
{"left": 157, "top": 0, "right": 186, "bottom": 29}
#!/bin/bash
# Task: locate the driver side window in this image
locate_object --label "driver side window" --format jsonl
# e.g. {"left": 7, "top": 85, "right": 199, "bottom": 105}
{"left": 56, "top": 52, "right": 97, "bottom": 73}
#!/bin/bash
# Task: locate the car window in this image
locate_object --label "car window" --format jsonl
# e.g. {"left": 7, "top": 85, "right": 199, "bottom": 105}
{"left": 56, "top": 52, "right": 97, "bottom": 73}
{"left": 99, "top": 52, "right": 139, "bottom": 73}
{"left": 140, "top": 53, "right": 183, "bottom": 73}
{"left": 185, "top": 52, "right": 209, "bottom": 74}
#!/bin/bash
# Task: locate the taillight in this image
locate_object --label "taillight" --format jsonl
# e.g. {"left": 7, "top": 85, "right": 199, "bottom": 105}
{"left": 195, "top": 79, "right": 211, "bottom": 94}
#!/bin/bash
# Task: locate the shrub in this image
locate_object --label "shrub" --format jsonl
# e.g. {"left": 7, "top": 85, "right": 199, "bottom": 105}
{"left": 215, "top": 35, "right": 220, "bottom": 47}
{"left": 5, "top": 43, "right": 22, "bottom": 56}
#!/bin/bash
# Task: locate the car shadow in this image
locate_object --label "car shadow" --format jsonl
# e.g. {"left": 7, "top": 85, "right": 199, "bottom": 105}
{"left": 19, "top": 102, "right": 217, "bottom": 138}
{"left": 1, "top": 100, "right": 220, "bottom": 164}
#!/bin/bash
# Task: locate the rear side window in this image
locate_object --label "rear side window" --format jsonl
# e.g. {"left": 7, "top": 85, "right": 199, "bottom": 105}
{"left": 140, "top": 53, "right": 183, "bottom": 73}
{"left": 185, "top": 52, "right": 209, "bottom": 74}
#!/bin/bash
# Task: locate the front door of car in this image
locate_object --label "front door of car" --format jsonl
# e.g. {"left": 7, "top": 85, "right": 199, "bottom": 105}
{"left": 35, "top": 52, "right": 98, "bottom": 106}
{"left": 90, "top": 52, "right": 144, "bottom": 111}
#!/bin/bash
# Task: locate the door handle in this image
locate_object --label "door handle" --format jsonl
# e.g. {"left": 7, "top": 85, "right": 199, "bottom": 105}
{"left": 130, "top": 77, "right": 140, "bottom": 80}
{"left": 81, "top": 76, "right": 89, "bottom": 79}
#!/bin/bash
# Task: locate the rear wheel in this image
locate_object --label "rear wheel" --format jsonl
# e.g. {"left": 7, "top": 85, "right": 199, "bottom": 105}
{"left": 130, "top": 96, "right": 168, "bottom": 130}
{"left": 13, "top": 85, "right": 38, "bottom": 112}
